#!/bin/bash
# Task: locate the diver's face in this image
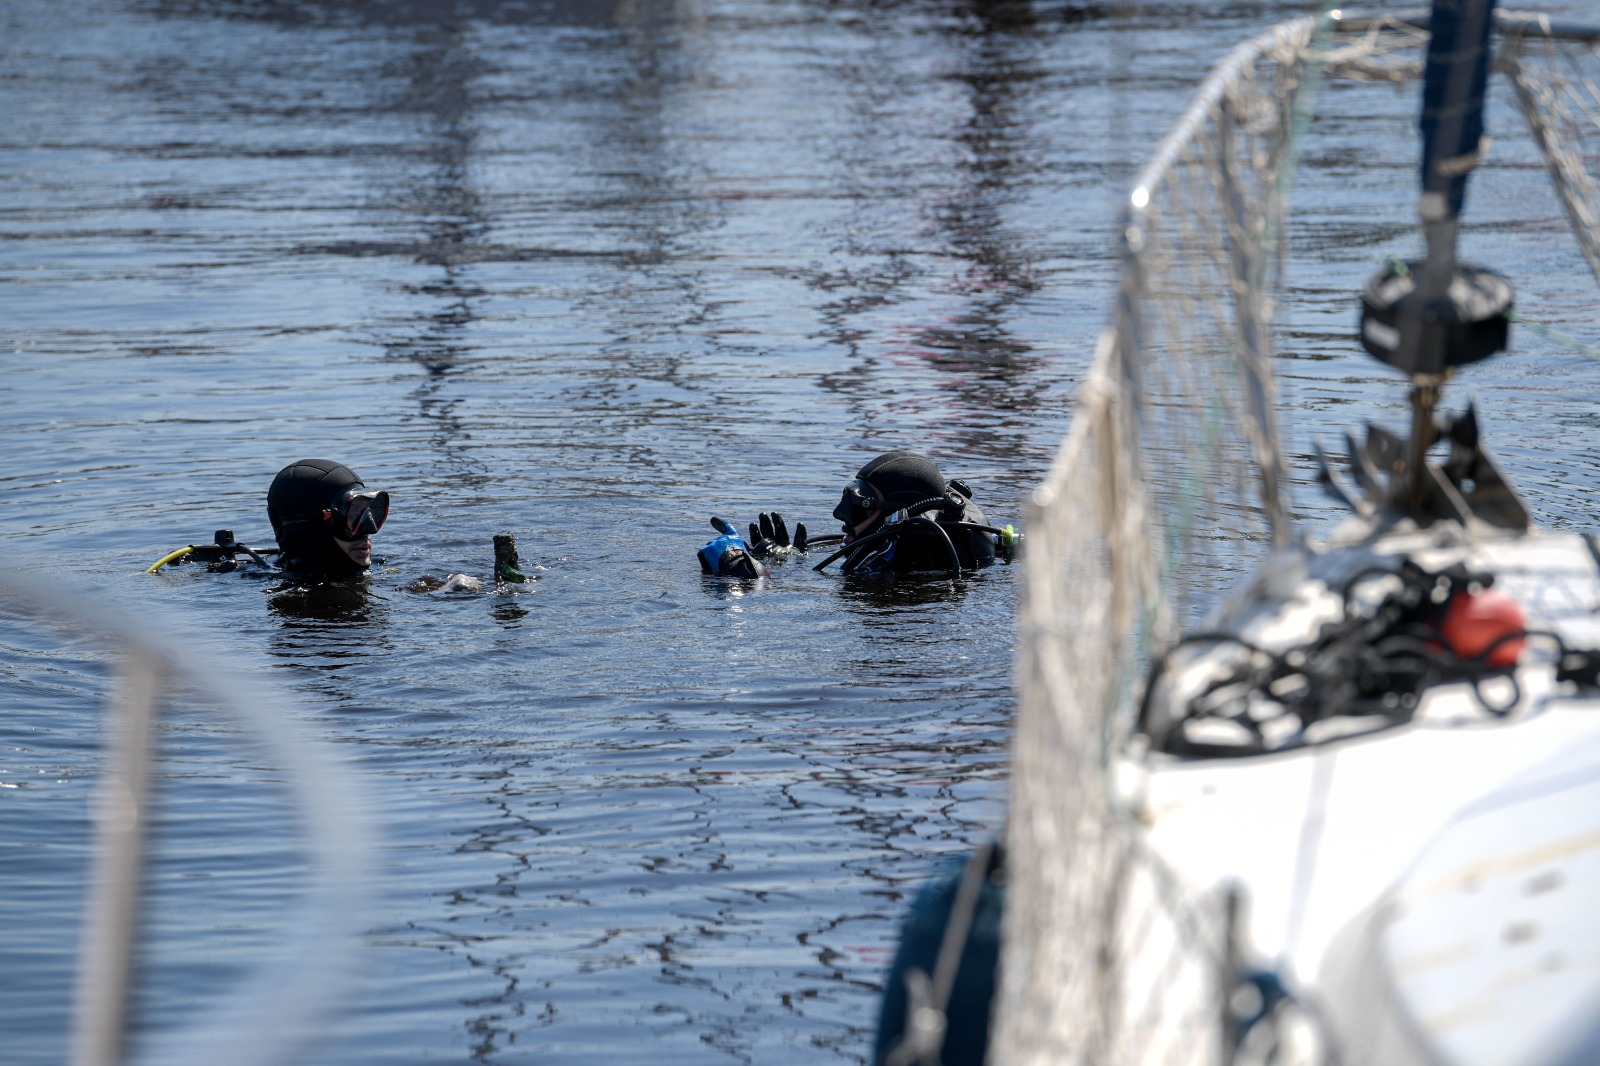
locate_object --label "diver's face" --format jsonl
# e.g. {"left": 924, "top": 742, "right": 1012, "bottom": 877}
{"left": 842, "top": 483, "right": 885, "bottom": 544}
{"left": 845, "top": 510, "right": 883, "bottom": 544}
{"left": 336, "top": 535, "right": 373, "bottom": 568}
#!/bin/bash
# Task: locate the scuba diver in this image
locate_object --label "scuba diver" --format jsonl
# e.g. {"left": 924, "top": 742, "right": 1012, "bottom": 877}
{"left": 821, "top": 450, "right": 1005, "bottom": 576}
{"left": 147, "top": 459, "right": 527, "bottom": 592}
{"left": 146, "top": 459, "right": 390, "bottom": 578}
{"left": 696, "top": 450, "right": 1016, "bottom": 578}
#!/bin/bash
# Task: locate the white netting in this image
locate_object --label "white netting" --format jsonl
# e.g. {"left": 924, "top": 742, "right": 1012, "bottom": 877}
{"left": 995, "top": 12, "right": 1600, "bottom": 1065}
{"left": 1500, "top": 15, "right": 1600, "bottom": 286}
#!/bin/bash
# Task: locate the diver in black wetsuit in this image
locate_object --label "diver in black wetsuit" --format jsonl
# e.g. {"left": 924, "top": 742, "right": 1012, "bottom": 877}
{"left": 148, "top": 459, "right": 521, "bottom": 595}
{"left": 266, "top": 459, "right": 389, "bottom": 577}
{"left": 697, "top": 451, "right": 1011, "bottom": 579}
{"left": 822, "top": 450, "right": 999, "bottom": 576}
{"left": 144, "top": 458, "right": 390, "bottom": 577}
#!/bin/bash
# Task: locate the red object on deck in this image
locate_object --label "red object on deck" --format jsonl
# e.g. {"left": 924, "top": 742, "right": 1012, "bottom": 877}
{"left": 1441, "top": 588, "right": 1527, "bottom": 668}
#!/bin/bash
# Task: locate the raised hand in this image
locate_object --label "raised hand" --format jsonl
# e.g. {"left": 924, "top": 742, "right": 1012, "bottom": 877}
{"left": 748, "top": 511, "right": 798, "bottom": 557}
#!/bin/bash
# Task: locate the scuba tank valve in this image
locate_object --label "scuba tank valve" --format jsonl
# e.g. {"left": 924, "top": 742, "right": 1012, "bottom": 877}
{"left": 146, "top": 529, "right": 277, "bottom": 573}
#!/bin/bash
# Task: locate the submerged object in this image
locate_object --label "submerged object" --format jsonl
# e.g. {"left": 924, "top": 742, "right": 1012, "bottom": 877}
{"left": 494, "top": 532, "right": 527, "bottom": 584}
{"left": 406, "top": 573, "right": 485, "bottom": 594}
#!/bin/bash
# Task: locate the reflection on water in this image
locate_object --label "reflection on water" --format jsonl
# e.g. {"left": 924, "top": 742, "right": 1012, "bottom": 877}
{"left": 835, "top": 571, "right": 977, "bottom": 621}
{"left": 901, "top": 0, "right": 1053, "bottom": 445}
{"left": 4, "top": 0, "right": 1600, "bottom": 1062}
{"left": 267, "top": 579, "right": 384, "bottom": 624}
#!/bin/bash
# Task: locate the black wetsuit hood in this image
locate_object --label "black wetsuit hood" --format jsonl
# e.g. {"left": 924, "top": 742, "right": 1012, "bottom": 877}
{"left": 267, "top": 459, "right": 370, "bottom": 576}
{"left": 853, "top": 451, "right": 947, "bottom": 510}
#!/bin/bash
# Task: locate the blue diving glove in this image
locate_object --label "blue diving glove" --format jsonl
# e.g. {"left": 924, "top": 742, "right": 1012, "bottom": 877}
{"left": 699, "top": 517, "right": 768, "bottom": 578}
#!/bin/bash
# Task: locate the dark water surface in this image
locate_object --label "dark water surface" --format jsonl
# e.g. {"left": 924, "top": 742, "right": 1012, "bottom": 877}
{"left": 4, "top": 1, "right": 1599, "bottom": 1062}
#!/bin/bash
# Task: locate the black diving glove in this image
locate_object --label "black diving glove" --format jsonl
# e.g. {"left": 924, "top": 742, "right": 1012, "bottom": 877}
{"left": 747, "top": 512, "right": 809, "bottom": 557}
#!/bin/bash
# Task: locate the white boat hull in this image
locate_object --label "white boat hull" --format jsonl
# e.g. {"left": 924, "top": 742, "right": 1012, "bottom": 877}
{"left": 1124, "top": 524, "right": 1600, "bottom": 1063}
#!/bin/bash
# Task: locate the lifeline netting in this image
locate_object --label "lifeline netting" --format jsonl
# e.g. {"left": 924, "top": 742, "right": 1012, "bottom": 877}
{"left": 995, "top": 12, "right": 1600, "bottom": 1065}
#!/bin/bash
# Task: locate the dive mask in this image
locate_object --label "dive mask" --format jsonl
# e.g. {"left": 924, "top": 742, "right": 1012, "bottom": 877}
{"left": 324, "top": 488, "right": 390, "bottom": 540}
{"left": 832, "top": 478, "right": 883, "bottom": 526}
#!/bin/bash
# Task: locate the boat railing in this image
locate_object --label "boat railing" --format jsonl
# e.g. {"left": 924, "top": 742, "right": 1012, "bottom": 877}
{"left": 0, "top": 567, "right": 372, "bottom": 1066}
{"left": 997, "top": 11, "right": 1600, "bottom": 1064}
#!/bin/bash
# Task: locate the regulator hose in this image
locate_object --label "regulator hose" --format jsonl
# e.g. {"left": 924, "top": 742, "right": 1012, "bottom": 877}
{"left": 146, "top": 547, "right": 195, "bottom": 574}
{"left": 825, "top": 516, "right": 964, "bottom": 576}
{"left": 885, "top": 515, "right": 960, "bottom": 575}
{"left": 812, "top": 512, "right": 1011, "bottom": 573}
{"left": 940, "top": 522, "right": 1012, "bottom": 538}
{"left": 812, "top": 524, "right": 900, "bottom": 572}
